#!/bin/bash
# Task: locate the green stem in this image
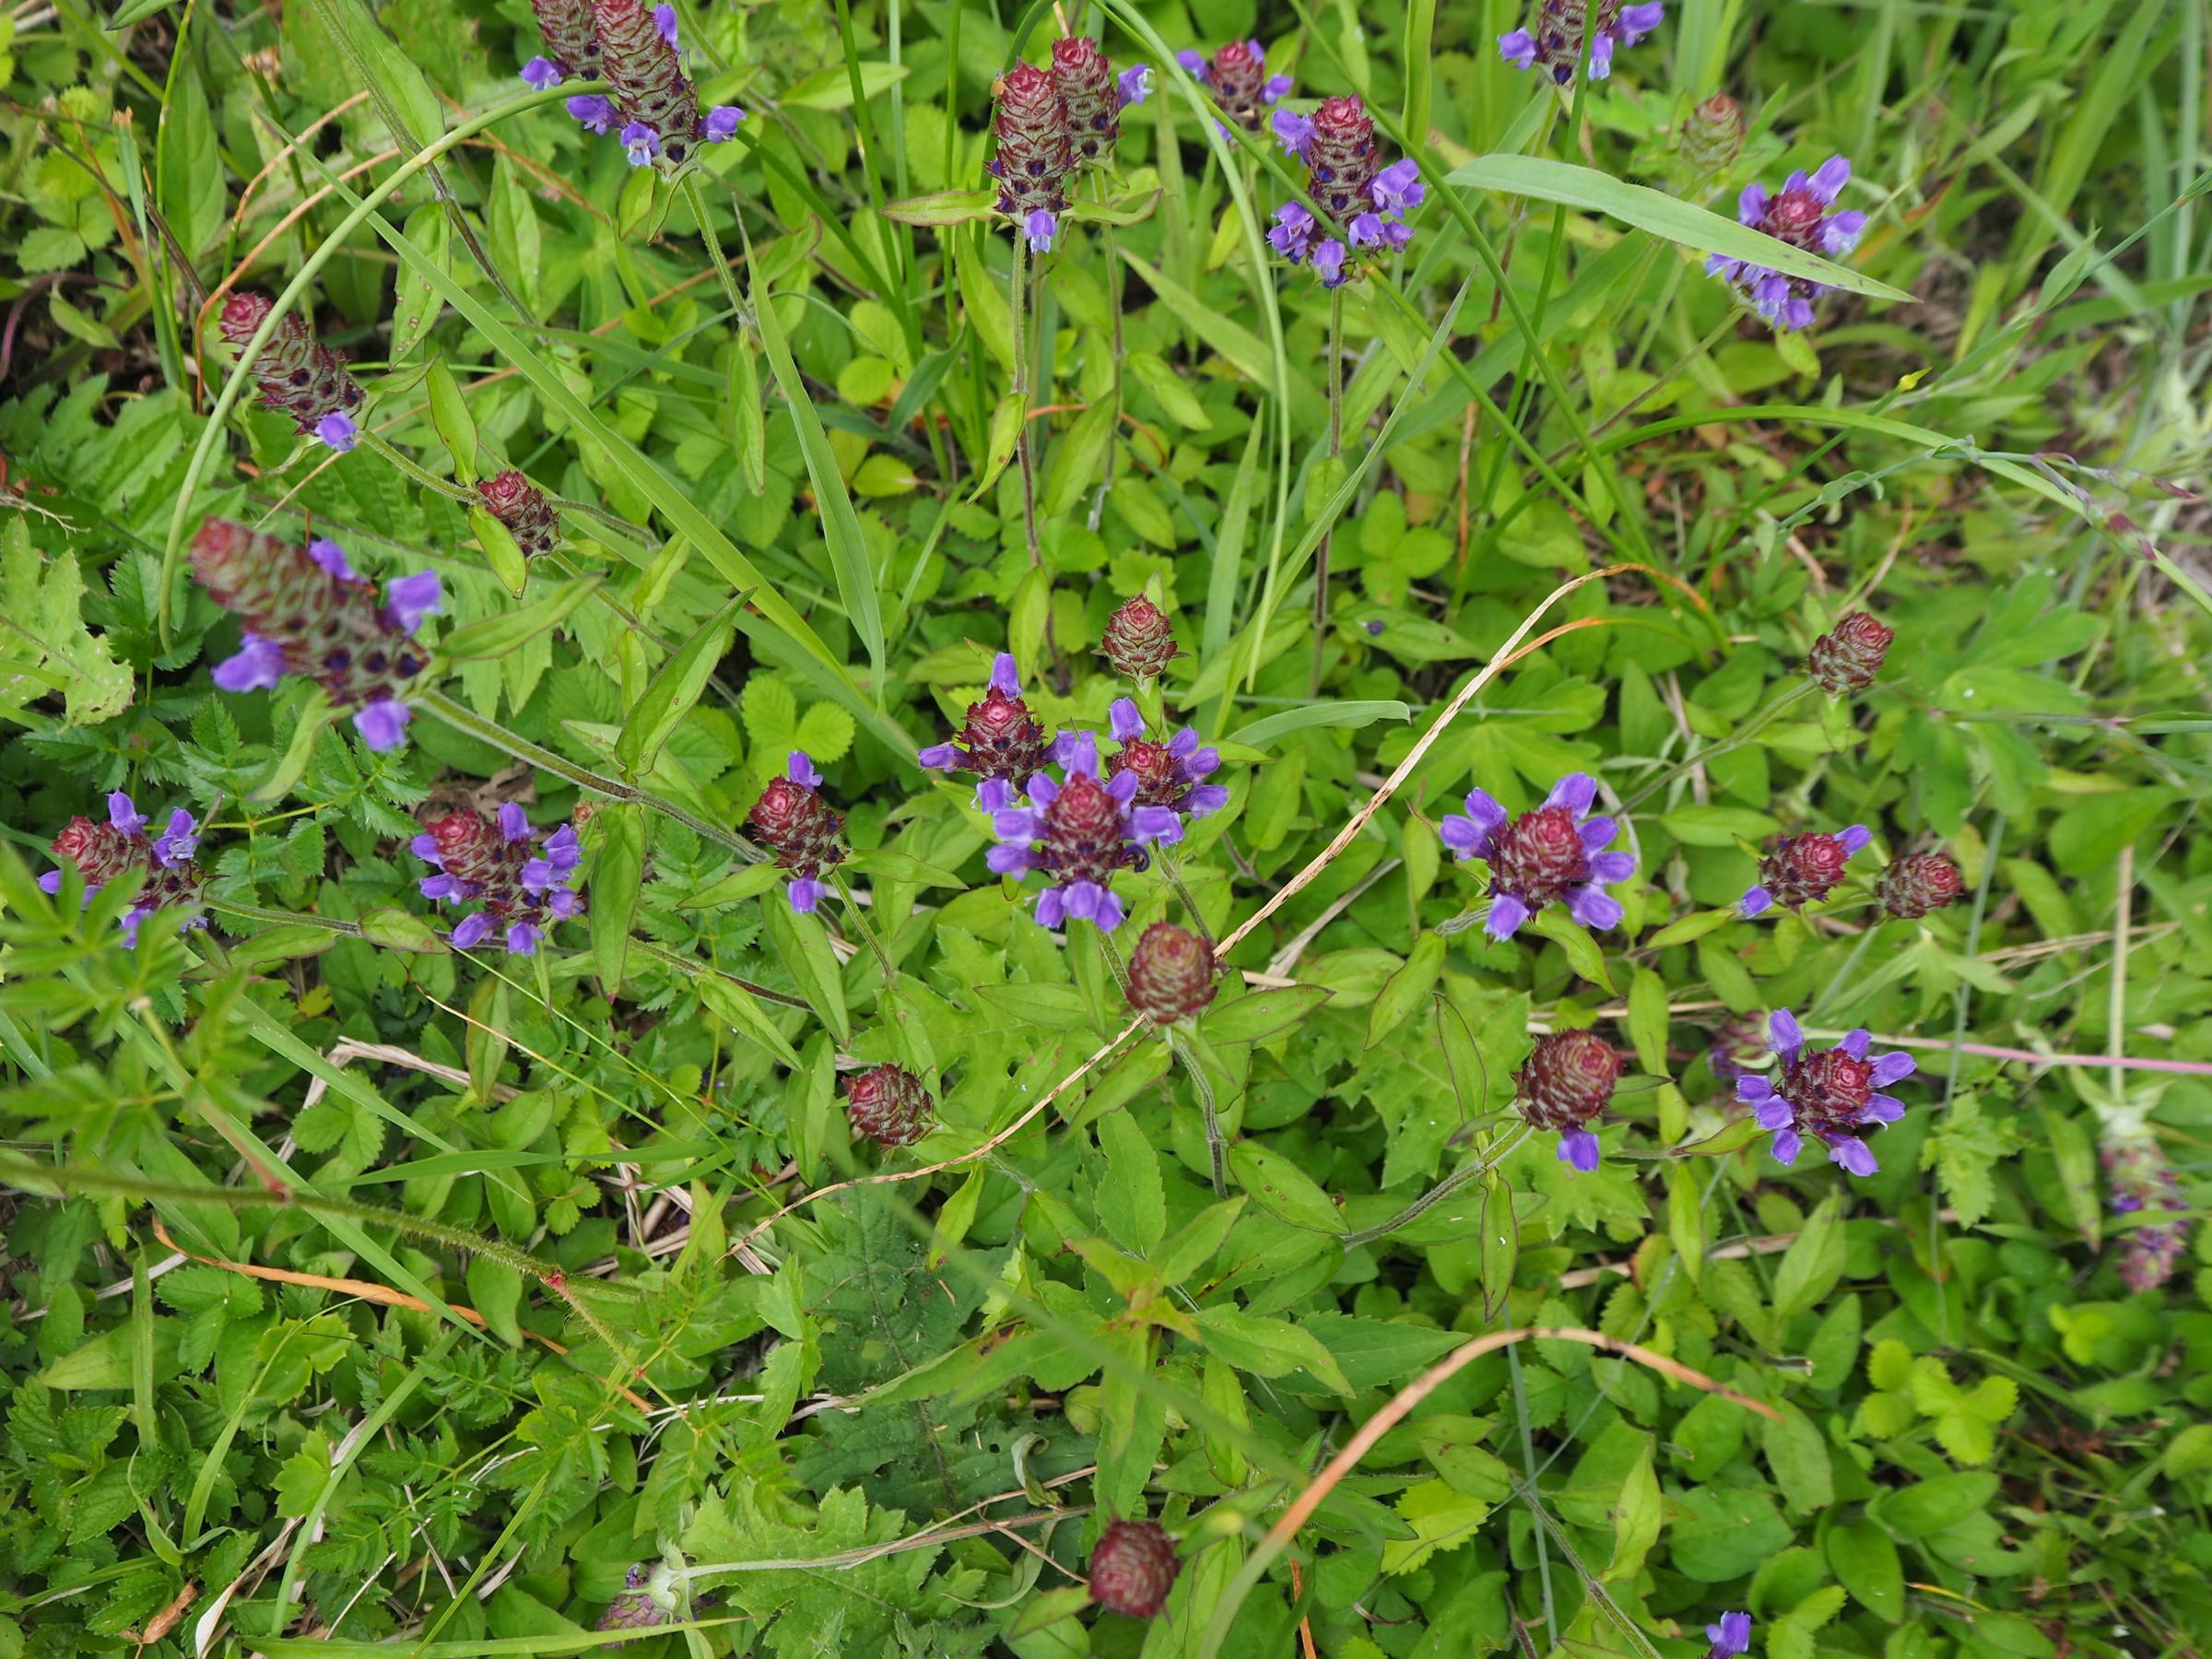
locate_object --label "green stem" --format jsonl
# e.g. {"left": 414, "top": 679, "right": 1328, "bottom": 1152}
{"left": 1338, "top": 1124, "right": 1531, "bottom": 1249}
{"left": 1620, "top": 680, "right": 1819, "bottom": 813}
{"left": 1310, "top": 286, "right": 1346, "bottom": 697}
{"left": 203, "top": 896, "right": 364, "bottom": 935}
{"left": 359, "top": 429, "right": 475, "bottom": 502}
{"left": 414, "top": 688, "right": 756, "bottom": 857}
{"left": 159, "top": 80, "right": 594, "bottom": 644}
{"left": 632, "top": 938, "right": 813, "bottom": 1009}
{"left": 1012, "top": 235, "right": 1041, "bottom": 568}
{"left": 1169, "top": 1027, "right": 1228, "bottom": 1197}
{"left": 831, "top": 869, "right": 898, "bottom": 988}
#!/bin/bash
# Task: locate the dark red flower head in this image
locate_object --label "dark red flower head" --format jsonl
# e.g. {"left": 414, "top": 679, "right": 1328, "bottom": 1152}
{"left": 1806, "top": 611, "right": 1894, "bottom": 695}
{"left": 1306, "top": 95, "right": 1380, "bottom": 227}
{"left": 844, "top": 1064, "right": 935, "bottom": 1147}
{"left": 1876, "top": 852, "right": 1963, "bottom": 919}
{"left": 477, "top": 470, "right": 559, "bottom": 559}
{"left": 1125, "top": 923, "right": 1217, "bottom": 1024}
{"left": 1743, "top": 828, "right": 1870, "bottom": 915}
{"left": 1089, "top": 1519, "right": 1180, "bottom": 1618}
{"left": 1100, "top": 595, "right": 1182, "bottom": 679}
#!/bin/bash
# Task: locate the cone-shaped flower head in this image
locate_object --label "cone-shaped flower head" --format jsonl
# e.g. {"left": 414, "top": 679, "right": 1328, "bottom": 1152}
{"left": 986, "top": 731, "right": 1181, "bottom": 932}
{"left": 1741, "top": 826, "right": 1870, "bottom": 916}
{"left": 2102, "top": 1130, "right": 2192, "bottom": 1292}
{"left": 988, "top": 62, "right": 1075, "bottom": 251}
{"left": 1100, "top": 594, "right": 1182, "bottom": 678}
{"left": 193, "top": 521, "right": 439, "bottom": 751}
{"left": 596, "top": 1567, "right": 672, "bottom": 1643}
{"left": 1499, "top": 0, "right": 1665, "bottom": 84}
{"left": 1705, "top": 1613, "right": 1754, "bottom": 1659}
{"left": 844, "top": 1063, "right": 935, "bottom": 1147}
{"left": 1205, "top": 39, "right": 1288, "bottom": 131}
{"left": 1806, "top": 609, "right": 1894, "bottom": 694}
{"left": 587, "top": 0, "right": 742, "bottom": 164}
{"left": 1089, "top": 1519, "right": 1181, "bottom": 1618}
{"left": 524, "top": 0, "right": 599, "bottom": 83}
{"left": 1440, "top": 772, "right": 1636, "bottom": 941}
{"left": 1270, "top": 94, "right": 1422, "bottom": 281}
{"left": 41, "top": 791, "right": 207, "bottom": 945}
{"left": 1877, "top": 852, "right": 1963, "bottom": 920}
{"left": 747, "top": 751, "right": 845, "bottom": 914}
{"left": 1515, "top": 1029, "right": 1621, "bottom": 1171}
{"left": 1705, "top": 155, "right": 1865, "bottom": 331}
{"left": 917, "top": 653, "right": 1052, "bottom": 785}
{"left": 218, "top": 292, "right": 363, "bottom": 451}
{"left": 1303, "top": 95, "right": 1378, "bottom": 227}
{"left": 1104, "top": 699, "right": 1228, "bottom": 841}
{"left": 1125, "top": 922, "right": 1218, "bottom": 1025}
{"left": 412, "top": 803, "right": 582, "bottom": 955}
{"left": 1052, "top": 36, "right": 1148, "bottom": 165}
{"left": 1681, "top": 94, "right": 1744, "bottom": 173}
{"left": 1735, "top": 1012, "right": 1912, "bottom": 1175}
{"left": 477, "top": 469, "right": 561, "bottom": 559}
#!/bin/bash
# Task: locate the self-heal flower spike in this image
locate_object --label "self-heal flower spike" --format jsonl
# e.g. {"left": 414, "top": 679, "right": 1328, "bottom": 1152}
{"left": 1089, "top": 1519, "right": 1181, "bottom": 1619}
{"left": 1100, "top": 594, "right": 1182, "bottom": 679}
{"left": 1106, "top": 699, "right": 1229, "bottom": 841}
{"left": 1735, "top": 1012, "right": 1912, "bottom": 1176}
{"left": 1741, "top": 826, "right": 1870, "bottom": 916}
{"left": 218, "top": 292, "right": 365, "bottom": 445}
{"left": 2101, "top": 1129, "right": 2192, "bottom": 1292}
{"left": 1706, "top": 155, "right": 1865, "bottom": 332}
{"left": 1681, "top": 94, "right": 1744, "bottom": 175}
{"left": 1514, "top": 1030, "right": 1621, "bottom": 1172}
{"left": 597, "top": 1567, "right": 673, "bottom": 1643}
{"left": 747, "top": 751, "right": 845, "bottom": 914}
{"left": 844, "top": 1064, "right": 935, "bottom": 1147}
{"left": 193, "top": 521, "right": 439, "bottom": 751}
{"left": 525, "top": 0, "right": 599, "bottom": 83}
{"left": 1125, "top": 923, "right": 1218, "bottom": 1025}
{"left": 413, "top": 805, "right": 583, "bottom": 955}
{"left": 1499, "top": 0, "right": 1665, "bottom": 84}
{"left": 987, "top": 62, "right": 1075, "bottom": 255}
{"left": 1877, "top": 852, "right": 1964, "bottom": 920}
{"left": 593, "top": 0, "right": 735, "bottom": 170}
{"left": 1200, "top": 40, "right": 1289, "bottom": 132}
{"left": 988, "top": 732, "right": 1178, "bottom": 932}
{"left": 1272, "top": 95, "right": 1422, "bottom": 282}
{"left": 41, "top": 792, "right": 208, "bottom": 946}
{"left": 917, "top": 653, "right": 1053, "bottom": 786}
{"left": 1705, "top": 1613, "right": 1753, "bottom": 1659}
{"left": 1439, "top": 772, "right": 1636, "bottom": 941}
{"left": 477, "top": 469, "right": 561, "bottom": 559}
{"left": 1052, "top": 37, "right": 1144, "bottom": 167}
{"left": 1806, "top": 609, "right": 1894, "bottom": 694}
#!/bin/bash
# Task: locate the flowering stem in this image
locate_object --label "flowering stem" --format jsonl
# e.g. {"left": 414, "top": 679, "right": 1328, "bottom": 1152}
{"left": 1338, "top": 1124, "right": 1533, "bottom": 1250}
{"left": 1011, "top": 236, "right": 1041, "bottom": 568}
{"left": 1619, "top": 679, "right": 1818, "bottom": 812}
{"left": 1169, "top": 1027, "right": 1229, "bottom": 1196}
{"left": 1310, "top": 287, "right": 1346, "bottom": 698}
{"left": 1151, "top": 845, "right": 1211, "bottom": 938}
{"left": 632, "top": 938, "right": 813, "bottom": 1009}
{"left": 413, "top": 688, "right": 755, "bottom": 857}
{"left": 358, "top": 429, "right": 476, "bottom": 503}
{"left": 830, "top": 869, "right": 898, "bottom": 988}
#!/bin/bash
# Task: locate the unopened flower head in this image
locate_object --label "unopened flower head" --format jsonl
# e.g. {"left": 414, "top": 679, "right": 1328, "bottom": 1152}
{"left": 1100, "top": 594, "right": 1182, "bottom": 679}
{"left": 1440, "top": 772, "right": 1635, "bottom": 941}
{"left": 2102, "top": 1129, "right": 2192, "bottom": 1292}
{"left": 1499, "top": 0, "right": 1665, "bottom": 84}
{"left": 1681, "top": 94, "right": 1744, "bottom": 174}
{"left": 1051, "top": 37, "right": 1147, "bottom": 166}
{"left": 1706, "top": 155, "right": 1865, "bottom": 331}
{"left": 1125, "top": 923, "right": 1218, "bottom": 1025}
{"left": 524, "top": 0, "right": 599, "bottom": 85}
{"left": 1735, "top": 1011, "right": 1912, "bottom": 1176}
{"left": 477, "top": 469, "right": 561, "bottom": 559}
{"left": 747, "top": 751, "right": 845, "bottom": 913}
{"left": 1190, "top": 39, "right": 1290, "bottom": 132}
{"left": 597, "top": 1566, "right": 673, "bottom": 1642}
{"left": 1105, "top": 699, "right": 1228, "bottom": 841}
{"left": 218, "top": 292, "right": 364, "bottom": 452}
{"left": 1270, "top": 95, "right": 1422, "bottom": 285}
{"left": 844, "top": 1063, "right": 935, "bottom": 1147}
{"left": 1705, "top": 1613, "right": 1753, "bottom": 1659}
{"left": 917, "top": 653, "right": 1052, "bottom": 786}
{"left": 986, "top": 730, "right": 1181, "bottom": 932}
{"left": 1877, "top": 851, "right": 1964, "bottom": 920}
{"left": 193, "top": 521, "right": 440, "bottom": 751}
{"left": 412, "top": 803, "right": 582, "bottom": 955}
{"left": 1089, "top": 1518, "right": 1181, "bottom": 1619}
{"left": 1741, "top": 825, "right": 1870, "bottom": 916}
{"left": 1514, "top": 1029, "right": 1621, "bottom": 1172}
{"left": 41, "top": 791, "right": 207, "bottom": 945}
{"left": 585, "top": 0, "right": 741, "bottom": 162}
{"left": 1806, "top": 609, "right": 1894, "bottom": 694}
{"left": 988, "top": 62, "right": 1075, "bottom": 252}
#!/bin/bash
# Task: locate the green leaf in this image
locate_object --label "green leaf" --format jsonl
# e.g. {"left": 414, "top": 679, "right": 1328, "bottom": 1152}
{"left": 1095, "top": 1109, "right": 1166, "bottom": 1253}
{"left": 436, "top": 576, "right": 600, "bottom": 663}
{"left": 691, "top": 966, "right": 804, "bottom": 1069}
{"left": 1189, "top": 1305, "right": 1352, "bottom": 1393}
{"left": 1038, "top": 399, "right": 1117, "bottom": 519}
{"left": 763, "top": 900, "right": 850, "bottom": 1043}
{"left": 1381, "top": 1479, "right": 1491, "bottom": 1575}
{"left": 1826, "top": 1522, "right": 1903, "bottom": 1622}
{"left": 1230, "top": 700, "right": 1412, "bottom": 751}
{"left": 881, "top": 188, "right": 995, "bottom": 225}
{"left": 1771, "top": 1194, "right": 1845, "bottom": 1321}
{"left": 1366, "top": 931, "right": 1444, "bottom": 1050}
{"left": 1447, "top": 156, "right": 1913, "bottom": 301}
{"left": 590, "top": 802, "right": 645, "bottom": 997}
{"left": 1523, "top": 906, "right": 1614, "bottom": 991}
{"left": 782, "top": 60, "right": 910, "bottom": 109}
{"left": 425, "top": 356, "right": 477, "bottom": 482}
{"left": 1203, "top": 986, "right": 1333, "bottom": 1045}
{"left": 615, "top": 597, "right": 740, "bottom": 777}
{"left": 32, "top": 1321, "right": 179, "bottom": 1390}
{"left": 1873, "top": 1471, "right": 1998, "bottom": 1535}
{"left": 1010, "top": 1586, "right": 1095, "bottom": 1638}
{"left": 0, "top": 524, "right": 134, "bottom": 727}
{"left": 1229, "top": 1142, "right": 1344, "bottom": 1234}
{"left": 1626, "top": 967, "right": 1668, "bottom": 1075}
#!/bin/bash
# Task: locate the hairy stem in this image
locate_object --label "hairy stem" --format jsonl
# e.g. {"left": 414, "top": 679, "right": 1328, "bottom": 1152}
{"left": 1310, "top": 286, "right": 1346, "bottom": 698}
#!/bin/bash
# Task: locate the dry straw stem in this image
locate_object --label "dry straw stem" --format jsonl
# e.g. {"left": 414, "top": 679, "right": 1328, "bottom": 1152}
{"left": 1203, "top": 1326, "right": 1780, "bottom": 1655}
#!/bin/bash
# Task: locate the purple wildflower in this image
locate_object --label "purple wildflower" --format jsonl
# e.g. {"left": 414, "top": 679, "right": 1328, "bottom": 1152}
{"left": 653, "top": 2, "right": 678, "bottom": 46}
{"left": 313, "top": 411, "right": 359, "bottom": 453}
{"left": 1104, "top": 698, "right": 1229, "bottom": 843}
{"left": 523, "top": 54, "right": 564, "bottom": 88}
{"left": 2103, "top": 1130, "right": 2193, "bottom": 1291}
{"left": 1741, "top": 826, "right": 1871, "bottom": 916}
{"left": 748, "top": 751, "right": 845, "bottom": 914}
{"left": 1024, "top": 208, "right": 1058, "bottom": 253}
{"left": 1312, "top": 239, "right": 1348, "bottom": 287}
{"left": 1119, "top": 65, "right": 1152, "bottom": 105}
{"left": 1272, "top": 108, "right": 1314, "bottom": 158}
{"left": 987, "top": 731, "right": 1180, "bottom": 933}
{"left": 1439, "top": 772, "right": 1636, "bottom": 941}
{"left": 568, "top": 93, "right": 618, "bottom": 132}
{"left": 42, "top": 793, "right": 208, "bottom": 944}
{"left": 917, "top": 652, "right": 1053, "bottom": 786}
{"left": 702, "top": 104, "right": 745, "bottom": 142}
{"left": 1735, "top": 1012, "right": 1912, "bottom": 1176}
{"left": 1705, "top": 156, "right": 1864, "bottom": 332}
{"left": 1175, "top": 49, "right": 1207, "bottom": 80}
{"left": 1268, "top": 201, "right": 1317, "bottom": 261}
{"left": 620, "top": 121, "right": 659, "bottom": 165}
{"left": 1706, "top": 1613, "right": 1753, "bottom": 1659}
{"left": 415, "top": 806, "right": 584, "bottom": 955}
{"left": 1498, "top": 0, "right": 1665, "bottom": 84}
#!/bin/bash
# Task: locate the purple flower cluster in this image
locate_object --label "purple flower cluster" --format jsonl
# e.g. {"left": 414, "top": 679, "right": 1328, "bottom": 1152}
{"left": 1440, "top": 772, "right": 1636, "bottom": 941}
{"left": 1174, "top": 39, "right": 1292, "bottom": 134}
{"left": 1740, "top": 825, "right": 1871, "bottom": 917}
{"left": 985, "top": 731, "right": 1184, "bottom": 932}
{"left": 1498, "top": 0, "right": 1665, "bottom": 84}
{"left": 1705, "top": 1613, "right": 1753, "bottom": 1659}
{"left": 41, "top": 792, "right": 208, "bottom": 946}
{"left": 1735, "top": 1011, "right": 1912, "bottom": 1176}
{"left": 412, "top": 804, "right": 583, "bottom": 955}
{"left": 1706, "top": 156, "right": 1866, "bottom": 331}
{"left": 543, "top": 0, "right": 743, "bottom": 168}
{"left": 1105, "top": 700, "right": 1230, "bottom": 837}
{"left": 1268, "top": 95, "right": 1424, "bottom": 288}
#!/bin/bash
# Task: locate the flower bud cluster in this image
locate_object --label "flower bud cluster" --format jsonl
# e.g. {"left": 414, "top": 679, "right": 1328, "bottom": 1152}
{"left": 1498, "top": 0, "right": 1665, "bottom": 85}
{"left": 747, "top": 752, "right": 846, "bottom": 914}
{"left": 1706, "top": 156, "right": 1866, "bottom": 331}
{"left": 193, "top": 522, "right": 441, "bottom": 752}
{"left": 550, "top": 0, "right": 744, "bottom": 169}
{"left": 1173, "top": 40, "right": 1292, "bottom": 133}
{"left": 218, "top": 292, "right": 364, "bottom": 453}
